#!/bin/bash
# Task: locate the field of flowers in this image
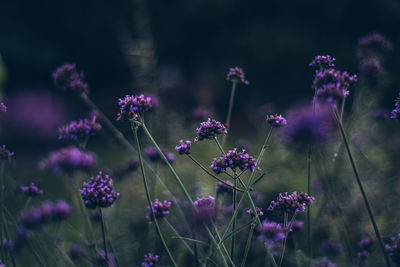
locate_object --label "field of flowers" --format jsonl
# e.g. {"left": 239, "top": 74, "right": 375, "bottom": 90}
{"left": 1, "top": 31, "right": 400, "bottom": 267}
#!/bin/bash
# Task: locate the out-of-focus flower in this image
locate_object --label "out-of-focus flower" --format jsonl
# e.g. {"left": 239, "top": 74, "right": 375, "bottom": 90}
{"left": 289, "top": 220, "right": 304, "bottom": 233}
{"left": 52, "top": 63, "right": 89, "bottom": 95}
{"left": 20, "top": 201, "right": 70, "bottom": 230}
{"left": 0, "top": 144, "right": 14, "bottom": 160}
{"left": 194, "top": 196, "right": 216, "bottom": 225}
{"left": 258, "top": 220, "right": 285, "bottom": 256}
{"left": 175, "top": 140, "right": 191, "bottom": 155}
{"left": 226, "top": 67, "right": 249, "bottom": 85}
{"left": 309, "top": 55, "right": 336, "bottom": 69}
{"left": 321, "top": 240, "right": 341, "bottom": 257}
{"left": 58, "top": 116, "right": 101, "bottom": 141}
{"left": 210, "top": 148, "right": 257, "bottom": 174}
{"left": 194, "top": 118, "right": 227, "bottom": 142}
{"left": 68, "top": 244, "right": 86, "bottom": 263}
{"left": 356, "top": 33, "right": 392, "bottom": 60}
{"left": 266, "top": 114, "right": 287, "bottom": 127}
{"left": 268, "top": 192, "right": 314, "bottom": 216}
{"left": 385, "top": 233, "right": 400, "bottom": 265}
{"left": 359, "top": 58, "right": 384, "bottom": 79}
{"left": 21, "top": 182, "right": 43, "bottom": 197}
{"left": 117, "top": 94, "right": 152, "bottom": 121}
{"left": 312, "top": 258, "right": 337, "bottom": 267}
{"left": 81, "top": 171, "right": 119, "bottom": 209}
{"left": 146, "top": 199, "right": 172, "bottom": 222}
{"left": 216, "top": 180, "right": 234, "bottom": 195}
{"left": 190, "top": 108, "right": 210, "bottom": 121}
{"left": 40, "top": 147, "right": 97, "bottom": 174}
{"left": 113, "top": 157, "right": 139, "bottom": 180}
{"left": 246, "top": 207, "right": 264, "bottom": 217}
{"left": 141, "top": 253, "right": 159, "bottom": 267}
{"left": 144, "top": 146, "right": 174, "bottom": 164}
{"left": 0, "top": 102, "right": 6, "bottom": 112}
{"left": 96, "top": 250, "right": 116, "bottom": 267}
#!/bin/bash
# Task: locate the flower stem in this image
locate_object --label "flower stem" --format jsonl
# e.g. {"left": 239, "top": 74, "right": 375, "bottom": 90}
{"left": 222, "top": 81, "right": 237, "bottom": 148}
{"left": 230, "top": 174, "right": 237, "bottom": 263}
{"left": 307, "top": 147, "right": 312, "bottom": 266}
{"left": 241, "top": 222, "right": 256, "bottom": 267}
{"left": 0, "top": 161, "right": 5, "bottom": 263}
{"left": 133, "top": 126, "right": 178, "bottom": 267}
{"left": 214, "top": 137, "right": 225, "bottom": 155}
{"left": 332, "top": 108, "right": 391, "bottom": 267}
{"left": 99, "top": 208, "right": 109, "bottom": 267}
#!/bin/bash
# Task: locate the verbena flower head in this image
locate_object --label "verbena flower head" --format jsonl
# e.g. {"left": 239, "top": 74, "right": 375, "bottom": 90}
{"left": 258, "top": 219, "right": 285, "bottom": 256}
{"left": 194, "top": 118, "right": 227, "bottom": 142}
{"left": 359, "top": 58, "right": 384, "bottom": 79}
{"left": 356, "top": 33, "right": 392, "bottom": 60}
{"left": 58, "top": 116, "right": 101, "bottom": 140}
{"left": 68, "top": 244, "right": 86, "bottom": 263}
{"left": 210, "top": 148, "right": 257, "bottom": 174}
{"left": 216, "top": 180, "right": 234, "bottom": 195}
{"left": 0, "top": 145, "right": 14, "bottom": 160}
{"left": 144, "top": 146, "right": 175, "bottom": 164}
{"left": 268, "top": 191, "right": 314, "bottom": 216}
{"left": 175, "top": 140, "right": 191, "bottom": 155}
{"left": 309, "top": 55, "right": 336, "bottom": 69}
{"left": 146, "top": 199, "right": 172, "bottom": 221}
{"left": 246, "top": 207, "right": 264, "bottom": 217}
{"left": 0, "top": 102, "right": 6, "bottom": 113}
{"left": 226, "top": 67, "right": 249, "bottom": 85}
{"left": 40, "top": 147, "right": 97, "bottom": 174}
{"left": 51, "top": 200, "right": 71, "bottom": 221}
{"left": 359, "top": 237, "right": 374, "bottom": 252}
{"left": 117, "top": 94, "right": 152, "bottom": 121}
{"left": 81, "top": 171, "right": 120, "bottom": 209}
{"left": 312, "top": 258, "right": 337, "bottom": 267}
{"left": 21, "top": 182, "right": 43, "bottom": 197}
{"left": 113, "top": 157, "right": 139, "bottom": 180}
{"left": 96, "top": 250, "right": 116, "bottom": 267}
{"left": 52, "top": 63, "right": 89, "bottom": 94}
{"left": 385, "top": 233, "right": 400, "bottom": 265}
{"left": 390, "top": 93, "right": 400, "bottom": 119}
{"left": 266, "top": 114, "right": 287, "bottom": 127}
{"left": 141, "top": 253, "right": 159, "bottom": 267}
{"left": 194, "top": 196, "right": 216, "bottom": 225}
{"left": 20, "top": 201, "right": 70, "bottom": 230}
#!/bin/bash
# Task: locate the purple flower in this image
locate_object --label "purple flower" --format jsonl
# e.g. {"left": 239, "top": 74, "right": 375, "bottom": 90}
{"left": 96, "top": 250, "right": 116, "bottom": 267}
{"left": 21, "top": 182, "right": 43, "bottom": 197}
{"left": 356, "top": 250, "right": 370, "bottom": 267}
{"left": 190, "top": 108, "right": 210, "bottom": 121}
{"left": 385, "top": 233, "right": 400, "bottom": 265}
{"left": 141, "top": 253, "right": 159, "bottom": 267}
{"left": 359, "top": 237, "right": 374, "bottom": 252}
{"left": 321, "top": 240, "right": 341, "bottom": 257}
{"left": 312, "top": 258, "right": 337, "bottom": 267}
{"left": 246, "top": 207, "right": 264, "bottom": 217}
{"left": 216, "top": 180, "right": 234, "bottom": 195}
{"left": 194, "top": 196, "right": 216, "bottom": 225}
{"left": 0, "top": 145, "right": 14, "bottom": 160}
{"left": 258, "top": 220, "right": 285, "bottom": 256}
{"left": 289, "top": 220, "right": 304, "bottom": 233}
{"left": 58, "top": 116, "right": 101, "bottom": 140}
{"left": 390, "top": 93, "right": 400, "bottom": 119}
{"left": 268, "top": 192, "right": 314, "bottom": 216}
{"left": 309, "top": 55, "right": 336, "bottom": 69}
{"left": 51, "top": 201, "right": 71, "bottom": 221}
{"left": 117, "top": 94, "right": 152, "bottom": 121}
{"left": 40, "top": 147, "right": 97, "bottom": 174}
{"left": 0, "top": 102, "right": 6, "bottom": 113}
{"left": 210, "top": 148, "right": 257, "bottom": 174}
{"left": 113, "top": 157, "right": 139, "bottom": 180}
{"left": 67, "top": 244, "right": 86, "bottom": 263}
{"left": 146, "top": 199, "right": 172, "bottom": 221}
{"left": 359, "top": 58, "right": 384, "bottom": 79}
{"left": 266, "top": 114, "right": 287, "bottom": 127}
{"left": 81, "top": 171, "right": 120, "bottom": 209}
{"left": 356, "top": 33, "right": 392, "bottom": 60}
{"left": 20, "top": 201, "right": 70, "bottom": 230}
{"left": 194, "top": 118, "right": 227, "bottom": 142}
{"left": 175, "top": 140, "right": 191, "bottom": 155}
{"left": 226, "top": 67, "right": 249, "bottom": 85}
{"left": 52, "top": 63, "right": 89, "bottom": 94}
{"left": 144, "top": 146, "right": 175, "bottom": 165}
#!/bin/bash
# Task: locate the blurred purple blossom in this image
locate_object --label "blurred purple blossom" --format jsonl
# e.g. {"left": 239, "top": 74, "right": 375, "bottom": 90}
{"left": 356, "top": 33, "right": 392, "bottom": 60}
{"left": 144, "top": 146, "right": 174, "bottom": 165}
{"left": 175, "top": 140, "right": 191, "bottom": 155}
{"left": 58, "top": 116, "right": 101, "bottom": 141}
{"left": 141, "top": 253, "right": 159, "bottom": 267}
{"left": 266, "top": 114, "right": 287, "bottom": 127}
{"left": 21, "top": 182, "right": 43, "bottom": 197}
{"left": 226, "top": 67, "right": 249, "bottom": 85}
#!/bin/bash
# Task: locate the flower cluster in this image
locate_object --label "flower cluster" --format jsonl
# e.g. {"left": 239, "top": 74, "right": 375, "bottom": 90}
{"left": 385, "top": 233, "right": 400, "bottom": 265}
{"left": 391, "top": 93, "right": 400, "bottom": 119}
{"left": 113, "top": 157, "right": 139, "bottom": 179}
{"left": 190, "top": 108, "right": 210, "bottom": 121}
{"left": 144, "top": 146, "right": 175, "bottom": 164}
{"left": 0, "top": 102, "right": 6, "bottom": 113}
{"left": 81, "top": 171, "right": 120, "bottom": 209}
{"left": 356, "top": 33, "right": 392, "bottom": 60}
{"left": 21, "top": 182, "right": 43, "bottom": 197}
{"left": 175, "top": 140, "right": 191, "bottom": 155}
{"left": 58, "top": 116, "right": 101, "bottom": 140}
{"left": 226, "top": 67, "right": 249, "bottom": 85}
{"left": 210, "top": 148, "right": 257, "bottom": 174}
{"left": 96, "top": 250, "right": 116, "bottom": 267}
{"left": 52, "top": 63, "right": 89, "bottom": 94}
{"left": 312, "top": 258, "right": 337, "bottom": 267}
{"left": 141, "top": 253, "right": 159, "bottom": 267}
{"left": 194, "top": 118, "right": 227, "bottom": 142}
{"left": 268, "top": 191, "right": 314, "bottom": 216}
{"left": 0, "top": 144, "right": 14, "bottom": 160}
{"left": 246, "top": 207, "right": 264, "bottom": 217}
{"left": 40, "top": 147, "right": 97, "bottom": 174}
{"left": 194, "top": 196, "right": 216, "bottom": 225}
{"left": 146, "top": 199, "right": 172, "bottom": 221}
{"left": 266, "top": 114, "right": 287, "bottom": 127}
{"left": 309, "top": 55, "right": 336, "bottom": 69}
{"left": 216, "top": 180, "right": 234, "bottom": 194}
{"left": 356, "top": 237, "right": 374, "bottom": 266}
{"left": 359, "top": 58, "right": 384, "bottom": 78}
{"left": 258, "top": 220, "right": 285, "bottom": 256}
{"left": 117, "top": 94, "right": 152, "bottom": 121}
{"left": 20, "top": 201, "right": 71, "bottom": 230}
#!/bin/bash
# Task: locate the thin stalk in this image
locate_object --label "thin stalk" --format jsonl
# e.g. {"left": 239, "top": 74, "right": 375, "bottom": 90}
{"left": 340, "top": 96, "right": 346, "bottom": 122}
{"left": 332, "top": 108, "right": 391, "bottom": 267}
{"left": 3, "top": 220, "right": 16, "bottom": 267}
{"left": 241, "top": 222, "right": 256, "bottom": 267}
{"left": 165, "top": 219, "right": 194, "bottom": 255}
{"left": 214, "top": 137, "right": 225, "bottom": 155}
{"left": 133, "top": 126, "right": 178, "bottom": 267}
{"left": 220, "top": 221, "right": 254, "bottom": 244}
{"left": 307, "top": 147, "right": 312, "bottom": 266}
{"left": 99, "top": 208, "right": 109, "bottom": 267}
{"left": 278, "top": 213, "right": 297, "bottom": 267}
{"left": 230, "top": 174, "right": 237, "bottom": 262}
{"left": 206, "top": 227, "right": 229, "bottom": 267}
{"left": 222, "top": 81, "right": 237, "bottom": 148}
{"left": 0, "top": 161, "right": 5, "bottom": 263}
{"left": 213, "top": 224, "right": 235, "bottom": 267}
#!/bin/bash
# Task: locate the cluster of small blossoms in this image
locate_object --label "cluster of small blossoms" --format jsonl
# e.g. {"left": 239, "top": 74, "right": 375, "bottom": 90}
{"left": 257, "top": 220, "right": 285, "bottom": 256}
{"left": 141, "top": 253, "right": 159, "bottom": 267}
{"left": 390, "top": 93, "right": 400, "bottom": 119}
{"left": 246, "top": 207, "right": 264, "bottom": 217}
{"left": 52, "top": 63, "right": 89, "bottom": 94}
{"left": 144, "top": 146, "right": 175, "bottom": 164}
{"left": 40, "top": 147, "right": 97, "bottom": 174}
{"left": 0, "top": 144, "right": 14, "bottom": 160}
{"left": 81, "top": 171, "right": 120, "bottom": 209}
{"left": 268, "top": 191, "right": 314, "bottom": 216}
{"left": 21, "top": 182, "right": 43, "bottom": 197}
{"left": 309, "top": 55, "right": 336, "bottom": 69}
{"left": 210, "top": 148, "right": 257, "bottom": 174}
{"left": 356, "top": 33, "right": 392, "bottom": 60}
{"left": 312, "top": 258, "right": 337, "bottom": 267}
{"left": 266, "top": 114, "right": 287, "bottom": 127}
{"left": 175, "top": 140, "right": 191, "bottom": 155}
{"left": 356, "top": 237, "right": 374, "bottom": 266}
{"left": 0, "top": 102, "right": 6, "bottom": 112}
{"left": 194, "top": 118, "right": 227, "bottom": 142}
{"left": 216, "top": 180, "right": 234, "bottom": 194}
{"left": 58, "top": 116, "right": 101, "bottom": 140}
{"left": 226, "top": 67, "right": 249, "bottom": 85}
{"left": 146, "top": 199, "right": 172, "bottom": 221}
{"left": 385, "top": 233, "right": 400, "bottom": 265}
{"left": 194, "top": 196, "right": 216, "bottom": 225}
{"left": 117, "top": 94, "right": 152, "bottom": 121}
{"left": 20, "top": 201, "right": 71, "bottom": 230}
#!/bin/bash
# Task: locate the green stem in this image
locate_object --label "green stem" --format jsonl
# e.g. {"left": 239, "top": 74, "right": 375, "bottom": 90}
{"left": 0, "top": 161, "right": 5, "bottom": 263}
{"left": 133, "top": 126, "right": 178, "bottom": 267}
{"left": 222, "top": 81, "right": 237, "bottom": 148}
{"left": 214, "top": 137, "right": 225, "bottom": 155}
{"left": 99, "top": 208, "right": 109, "bottom": 267}
{"left": 230, "top": 175, "right": 237, "bottom": 263}
{"left": 332, "top": 108, "right": 391, "bottom": 267}
{"left": 206, "top": 227, "right": 229, "bottom": 267}
{"left": 307, "top": 147, "right": 312, "bottom": 266}
{"left": 240, "top": 222, "right": 256, "bottom": 267}
{"left": 165, "top": 219, "right": 194, "bottom": 255}
{"left": 3, "top": 219, "right": 16, "bottom": 267}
